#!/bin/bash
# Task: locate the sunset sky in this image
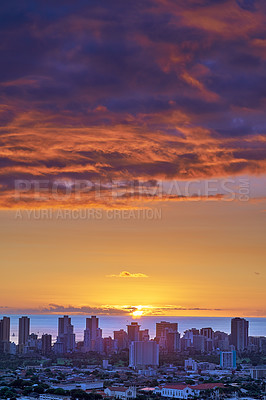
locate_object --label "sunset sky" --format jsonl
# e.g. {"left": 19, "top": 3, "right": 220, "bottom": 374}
{"left": 0, "top": 0, "right": 265, "bottom": 317}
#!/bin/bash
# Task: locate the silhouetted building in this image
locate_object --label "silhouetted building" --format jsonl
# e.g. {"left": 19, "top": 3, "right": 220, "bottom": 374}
{"left": 127, "top": 322, "right": 140, "bottom": 342}
{"left": 156, "top": 321, "right": 179, "bottom": 353}
{"left": 83, "top": 328, "right": 91, "bottom": 352}
{"left": 182, "top": 328, "right": 200, "bottom": 349}
{"left": 85, "top": 316, "right": 100, "bottom": 351}
{"left": 214, "top": 331, "right": 230, "bottom": 351}
{"left": 57, "top": 315, "right": 75, "bottom": 353}
{"left": 86, "top": 316, "right": 98, "bottom": 340}
{"left": 139, "top": 328, "right": 149, "bottom": 341}
{"left": 25, "top": 333, "right": 39, "bottom": 353}
{"left": 103, "top": 336, "right": 117, "bottom": 355}
{"left": 156, "top": 321, "right": 178, "bottom": 338}
{"left": 18, "top": 316, "right": 30, "bottom": 352}
{"left": 95, "top": 327, "right": 103, "bottom": 353}
{"left": 200, "top": 327, "right": 214, "bottom": 340}
{"left": 0, "top": 317, "right": 10, "bottom": 353}
{"left": 114, "top": 329, "right": 128, "bottom": 350}
{"left": 42, "top": 334, "right": 52, "bottom": 355}
{"left": 167, "top": 331, "right": 181, "bottom": 352}
{"left": 193, "top": 335, "right": 205, "bottom": 352}
{"left": 231, "top": 317, "right": 249, "bottom": 351}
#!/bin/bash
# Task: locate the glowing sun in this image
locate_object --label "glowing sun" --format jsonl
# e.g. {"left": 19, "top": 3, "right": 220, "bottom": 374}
{"left": 132, "top": 306, "right": 144, "bottom": 317}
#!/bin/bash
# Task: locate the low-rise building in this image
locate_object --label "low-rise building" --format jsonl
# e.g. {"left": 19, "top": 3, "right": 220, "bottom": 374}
{"left": 104, "top": 386, "right": 136, "bottom": 399}
{"left": 250, "top": 366, "right": 266, "bottom": 379}
{"left": 157, "top": 383, "right": 224, "bottom": 399}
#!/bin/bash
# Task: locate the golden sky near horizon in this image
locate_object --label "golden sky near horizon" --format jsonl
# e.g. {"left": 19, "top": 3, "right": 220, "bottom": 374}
{"left": 1, "top": 197, "right": 265, "bottom": 317}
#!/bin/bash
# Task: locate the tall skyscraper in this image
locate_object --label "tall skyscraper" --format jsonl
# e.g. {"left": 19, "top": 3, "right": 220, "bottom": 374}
{"left": 129, "top": 340, "right": 159, "bottom": 368}
{"left": 127, "top": 322, "right": 140, "bottom": 342}
{"left": 231, "top": 317, "right": 249, "bottom": 351}
{"left": 0, "top": 317, "right": 10, "bottom": 353}
{"left": 85, "top": 316, "right": 102, "bottom": 351}
{"left": 95, "top": 327, "right": 103, "bottom": 353}
{"left": 86, "top": 316, "right": 99, "bottom": 341}
{"left": 83, "top": 328, "right": 91, "bottom": 352}
{"left": 167, "top": 331, "right": 181, "bottom": 353}
{"left": 200, "top": 327, "right": 214, "bottom": 351}
{"left": 19, "top": 316, "right": 30, "bottom": 346}
{"left": 57, "top": 315, "right": 75, "bottom": 353}
{"left": 42, "top": 334, "right": 52, "bottom": 355}
{"left": 114, "top": 329, "right": 128, "bottom": 351}
{"left": 156, "top": 321, "right": 178, "bottom": 338}
{"left": 156, "top": 321, "right": 179, "bottom": 352}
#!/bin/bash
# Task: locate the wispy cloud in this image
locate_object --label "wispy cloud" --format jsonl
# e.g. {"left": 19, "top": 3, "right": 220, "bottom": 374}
{"left": 106, "top": 270, "right": 149, "bottom": 278}
{"left": 0, "top": 303, "right": 224, "bottom": 316}
{"left": 1, "top": 303, "right": 265, "bottom": 317}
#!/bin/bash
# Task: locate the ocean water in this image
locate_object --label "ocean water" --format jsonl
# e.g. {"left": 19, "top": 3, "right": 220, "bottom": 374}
{"left": 1, "top": 315, "right": 265, "bottom": 344}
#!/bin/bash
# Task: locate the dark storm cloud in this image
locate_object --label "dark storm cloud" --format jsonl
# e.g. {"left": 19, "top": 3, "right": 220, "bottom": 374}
{"left": 0, "top": 0, "right": 265, "bottom": 207}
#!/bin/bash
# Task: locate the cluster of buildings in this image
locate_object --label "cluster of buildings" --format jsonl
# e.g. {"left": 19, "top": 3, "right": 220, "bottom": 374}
{"left": 7, "top": 361, "right": 265, "bottom": 400}
{"left": 181, "top": 318, "right": 249, "bottom": 353}
{"left": 0, "top": 316, "right": 265, "bottom": 370}
{"left": 0, "top": 316, "right": 53, "bottom": 356}
{"left": 104, "top": 384, "right": 225, "bottom": 400}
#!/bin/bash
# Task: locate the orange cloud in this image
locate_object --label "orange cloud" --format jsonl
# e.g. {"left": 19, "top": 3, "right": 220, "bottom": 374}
{"left": 107, "top": 271, "right": 149, "bottom": 278}
{"left": 1, "top": 0, "right": 266, "bottom": 209}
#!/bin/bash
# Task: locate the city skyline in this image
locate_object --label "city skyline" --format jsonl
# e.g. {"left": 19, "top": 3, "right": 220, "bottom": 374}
{"left": 0, "top": 314, "right": 254, "bottom": 345}
{"left": 0, "top": 314, "right": 265, "bottom": 398}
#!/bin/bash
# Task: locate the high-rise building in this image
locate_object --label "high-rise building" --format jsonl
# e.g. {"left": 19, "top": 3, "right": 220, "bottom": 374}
{"left": 167, "top": 331, "right": 181, "bottom": 353}
{"left": 200, "top": 328, "right": 214, "bottom": 351}
{"left": 139, "top": 329, "right": 149, "bottom": 342}
{"left": 127, "top": 322, "right": 140, "bottom": 342}
{"left": 42, "top": 334, "right": 52, "bottom": 355}
{"left": 193, "top": 335, "right": 205, "bottom": 352}
{"left": 200, "top": 327, "right": 214, "bottom": 340}
{"left": 85, "top": 316, "right": 99, "bottom": 351}
{"left": 83, "top": 328, "right": 91, "bottom": 352}
{"left": 95, "top": 327, "right": 103, "bottom": 353}
{"left": 57, "top": 315, "right": 75, "bottom": 353}
{"left": 103, "top": 336, "right": 116, "bottom": 355}
{"left": 220, "top": 350, "right": 236, "bottom": 369}
{"left": 129, "top": 340, "right": 159, "bottom": 368}
{"left": 156, "top": 321, "right": 179, "bottom": 352}
{"left": 214, "top": 331, "right": 230, "bottom": 351}
{"left": 25, "top": 333, "right": 39, "bottom": 353}
{"left": 231, "top": 318, "right": 249, "bottom": 351}
{"left": 0, "top": 317, "right": 10, "bottom": 353}
{"left": 114, "top": 329, "right": 128, "bottom": 350}
{"left": 86, "top": 316, "right": 99, "bottom": 340}
{"left": 156, "top": 321, "right": 178, "bottom": 338}
{"left": 84, "top": 316, "right": 102, "bottom": 352}
{"left": 182, "top": 328, "right": 200, "bottom": 350}
{"left": 19, "top": 316, "right": 30, "bottom": 346}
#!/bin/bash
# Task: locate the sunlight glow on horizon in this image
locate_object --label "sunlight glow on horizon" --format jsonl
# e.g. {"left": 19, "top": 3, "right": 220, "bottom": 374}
{"left": 131, "top": 306, "right": 145, "bottom": 318}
